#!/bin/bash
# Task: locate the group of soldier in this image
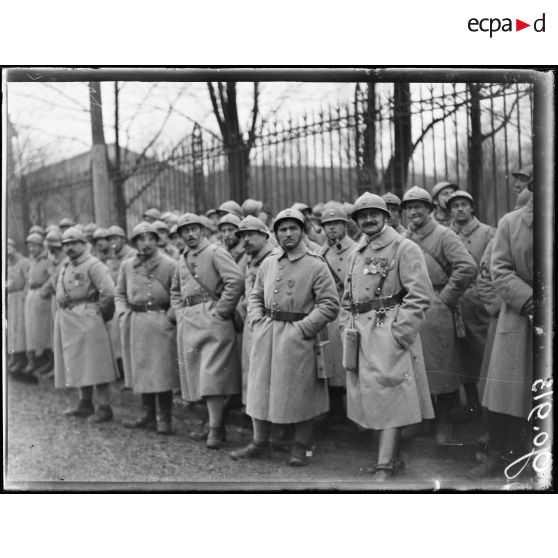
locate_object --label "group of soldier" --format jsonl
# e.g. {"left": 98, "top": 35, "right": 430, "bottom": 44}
{"left": 6, "top": 164, "right": 534, "bottom": 482}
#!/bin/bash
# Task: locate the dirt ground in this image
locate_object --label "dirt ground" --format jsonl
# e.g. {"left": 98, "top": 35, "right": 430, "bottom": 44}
{"left": 4, "top": 373, "right": 533, "bottom": 491}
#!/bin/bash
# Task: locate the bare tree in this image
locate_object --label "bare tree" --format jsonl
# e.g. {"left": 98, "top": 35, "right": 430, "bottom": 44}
{"left": 207, "top": 81, "right": 260, "bottom": 201}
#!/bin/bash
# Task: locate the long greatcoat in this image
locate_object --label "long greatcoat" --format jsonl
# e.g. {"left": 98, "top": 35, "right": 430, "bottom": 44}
{"left": 246, "top": 241, "right": 339, "bottom": 424}
{"left": 404, "top": 216, "right": 477, "bottom": 395}
{"left": 107, "top": 243, "right": 136, "bottom": 360}
{"left": 340, "top": 226, "right": 435, "bottom": 429}
{"left": 24, "top": 250, "right": 52, "bottom": 355}
{"left": 7, "top": 253, "right": 30, "bottom": 353}
{"left": 320, "top": 234, "right": 357, "bottom": 387}
{"left": 116, "top": 250, "right": 179, "bottom": 393}
{"left": 53, "top": 252, "right": 118, "bottom": 388}
{"left": 450, "top": 217, "right": 496, "bottom": 382}
{"left": 170, "top": 237, "right": 244, "bottom": 401}
{"left": 483, "top": 198, "right": 533, "bottom": 419}
{"left": 239, "top": 242, "right": 275, "bottom": 404}
{"left": 40, "top": 252, "right": 65, "bottom": 346}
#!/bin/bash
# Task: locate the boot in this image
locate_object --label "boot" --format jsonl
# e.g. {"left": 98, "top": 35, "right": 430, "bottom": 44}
{"left": 287, "top": 442, "right": 309, "bottom": 467}
{"left": 8, "top": 352, "right": 26, "bottom": 374}
{"left": 63, "top": 398, "right": 95, "bottom": 418}
{"left": 372, "top": 463, "right": 396, "bottom": 482}
{"left": 206, "top": 426, "right": 226, "bottom": 449}
{"left": 230, "top": 441, "right": 271, "bottom": 460}
{"left": 34, "top": 349, "right": 54, "bottom": 376}
{"left": 88, "top": 405, "right": 114, "bottom": 423}
{"left": 156, "top": 391, "right": 173, "bottom": 435}
{"left": 123, "top": 394, "right": 156, "bottom": 429}
{"left": 22, "top": 351, "right": 37, "bottom": 374}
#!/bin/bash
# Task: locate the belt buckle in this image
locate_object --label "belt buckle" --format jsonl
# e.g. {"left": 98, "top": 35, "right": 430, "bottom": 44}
{"left": 269, "top": 309, "right": 277, "bottom": 319}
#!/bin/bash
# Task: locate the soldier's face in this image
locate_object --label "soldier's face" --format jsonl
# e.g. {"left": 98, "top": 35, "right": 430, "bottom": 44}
{"left": 63, "top": 240, "right": 86, "bottom": 259}
{"left": 156, "top": 229, "right": 169, "bottom": 245}
{"left": 135, "top": 233, "right": 158, "bottom": 258}
{"left": 108, "top": 235, "right": 125, "bottom": 252}
{"left": 95, "top": 238, "right": 110, "bottom": 251}
{"left": 324, "top": 221, "right": 346, "bottom": 243}
{"left": 276, "top": 220, "right": 303, "bottom": 251}
{"left": 241, "top": 231, "right": 267, "bottom": 256}
{"left": 513, "top": 175, "right": 530, "bottom": 194}
{"left": 387, "top": 205, "right": 401, "bottom": 227}
{"left": 449, "top": 199, "right": 474, "bottom": 224}
{"left": 26, "top": 242, "right": 42, "bottom": 257}
{"left": 181, "top": 224, "right": 202, "bottom": 248}
{"left": 404, "top": 202, "right": 431, "bottom": 227}
{"left": 220, "top": 224, "right": 239, "bottom": 249}
{"left": 47, "top": 244, "right": 62, "bottom": 255}
{"left": 435, "top": 187, "right": 457, "bottom": 210}
{"left": 356, "top": 209, "right": 387, "bottom": 237}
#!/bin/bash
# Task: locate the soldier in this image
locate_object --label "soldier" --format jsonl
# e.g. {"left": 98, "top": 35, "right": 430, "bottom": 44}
{"left": 20, "top": 232, "right": 53, "bottom": 382}
{"left": 7, "top": 239, "right": 30, "bottom": 378}
{"left": 218, "top": 213, "right": 248, "bottom": 272}
{"left": 116, "top": 222, "right": 180, "bottom": 435}
{"left": 241, "top": 198, "right": 264, "bottom": 218}
{"left": 106, "top": 225, "right": 136, "bottom": 381}
{"left": 340, "top": 194, "right": 434, "bottom": 480}
{"left": 84, "top": 222, "right": 97, "bottom": 245}
{"left": 217, "top": 200, "right": 244, "bottom": 220}
{"left": 230, "top": 208, "right": 339, "bottom": 466}
{"left": 161, "top": 211, "right": 179, "bottom": 229}
{"left": 311, "top": 202, "right": 325, "bottom": 231}
{"left": 319, "top": 202, "right": 357, "bottom": 422}
{"left": 382, "top": 192, "right": 406, "bottom": 234}
{"left": 91, "top": 228, "right": 111, "bottom": 264}
{"left": 401, "top": 186, "right": 477, "bottom": 445}
{"left": 170, "top": 213, "right": 244, "bottom": 449}
{"left": 59, "top": 217, "right": 74, "bottom": 233}
{"left": 29, "top": 225, "right": 46, "bottom": 238}
{"left": 234, "top": 216, "right": 275, "bottom": 404}
{"left": 153, "top": 220, "right": 180, "bottom": 260}
{"left": 292, "top": 202, "right": 326, "bottom": 246}
{"left": 142, "top": 208, "right": 162, "bottom": 224}
{"left": 54, "top": 227, "right": 118, "bottom": 422}
{"left": 511, "top": 165, "right": 532, "bottom": 199}
{"left": 343, "top": 202, "right": 363, "bottom": 242}
{"left": 472, "top": 177, "right": 534, "bottom": 478}
{"left": 169, "top": 224, "right": 186, "bottom": 253}
{"left": 431, "top": 181, "right": 458, "bottom": 227}
{"left": 447, "top": 191, "right": 496, "bottom": 421}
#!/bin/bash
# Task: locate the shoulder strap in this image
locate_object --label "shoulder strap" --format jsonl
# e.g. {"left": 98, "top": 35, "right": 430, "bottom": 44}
{"left": 322, "top": 246, "right": 344, "bottom": 290}
{"left": 183, "top": 251, "right": 219, "bottom": 301}
{"left": 420, "top": 244, "right": 450, "bottom": 279}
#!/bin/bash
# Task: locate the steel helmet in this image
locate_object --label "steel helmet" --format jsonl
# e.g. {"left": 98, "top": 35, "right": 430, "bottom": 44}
{"left": 350, "top": 192, "right": 390, "bottom": 220}
{"left": 59, "top": 217, "right": 74, "bottom": 229}
{"left": 312, "top": 202, "right": 325, "bottom": 218}
{"left": 235, "top": 215, "right": 269, "bottom": 238}
{"left": 218, "top": 200, "right": 243, "bottom": 219}
{"left": 176, "top": 213, "right": 206, "bottom": 232}
{"left": 169, "top": 224, "right": 178, "bottom": 237}
{"left": 320, "top": 202, "right": 349, "bottom": 225}
{"left": 273, "top": 208, "right": 305, "bottom": 232}
{"left": 447, "top": 190, "right": 474, "bottom": 209}
{"left": 45, "top": 229, "right": 63, "bottom": 247}
{"left": 61, "top": 227, "right": 87, "bottom": 244}
{"left": 92, "top": 227, "right": 109, "bottom": 240}
{"left": 431, "top": 181, "right": 458, "bottom": 200}
{"left": 382, "top": 192, "right": 402, "bottom": 208}
{"left": 401, "top": 186, "right": 434, "bottom": 208}
{"left": 84, "top": 223, "right": 97, "bottom": 236}
{"left": 205, "top": 208, "right": 218, "bottom": 218}
{"left": 512, "top": 164, "right": 533, "bottom": 190}
{"left": 130, "top": 222, "right": 160, "bottom": 243}
{"left": 26, "top": 232, "right": 45, "bottom": 246}
{"left": 218, "top": 213, "right": 242, "bottom": 229}
{"left": 46, "top": 224, "right": 61, "bottom": 234}
{"left": 152, "top": 220, "right": 170, "bottom": 232}
{"left": 161, "top": 212, "right": 179, "bottom": 226}
{"left": 143, "top": 208, "right": 162, "bottom": 221}
{"left": 242, "top": 198, "right": 264, "bottom": 217}
{"left": 29, "top": 225, "right": 45, "bottom": 237}
{"left": 198, "top": 215, "right": 216, "bottom": 231}
{"left": 106, "top": 225, "right": 126, "bottom": 239}
{"left": 291, "top": 202, "right": 311, "bottom": 214}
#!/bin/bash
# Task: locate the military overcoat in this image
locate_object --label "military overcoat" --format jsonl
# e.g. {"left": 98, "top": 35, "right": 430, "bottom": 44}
{"left": 170, "top": 237, "right": 244, "bottom": 401}
{"left": 483, "top": 199, "right": 533, "bottom": 418}
{"left": 7, "top": 253, "right": 30, "bottom": 353}
{"left": 404, "top": 216, "right": 477, "bottom": 394}
{"left": 24, "top": 250, "right": 52, "bottom": 354}
{"left": 53, "top": 252, "right": 118, "bottom": 388}
{"left": 340, "top": 226, "right": 435, "bottom": 429}
{"left": 116, "top": 250, "right": 179, "bottom": 393}
{"left": 246, "top": 242, "right": 339, "bottom": 424}
{"left": 239, "top": 242, "right": 275, "bottom": 404}
{"left": 320, "top": 235, "right": 357, "bottom": 387}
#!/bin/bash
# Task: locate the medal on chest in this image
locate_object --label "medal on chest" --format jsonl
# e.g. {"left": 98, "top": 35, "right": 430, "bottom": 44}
{"left": 73, "top": 272, "right": 85, "bottom": 286}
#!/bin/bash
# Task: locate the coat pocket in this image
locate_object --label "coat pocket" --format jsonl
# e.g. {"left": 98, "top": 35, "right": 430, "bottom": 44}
{"left": 374, "top": 326, "right": 412, "bottom": 388}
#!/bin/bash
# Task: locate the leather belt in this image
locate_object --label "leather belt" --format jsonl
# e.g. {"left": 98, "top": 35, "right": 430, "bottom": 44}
{"left": 351, "top": 291, "right": 405, "bottom": 314}
{"left": 183, "top": 293, "right": 211, "bottom": 307}
{"left": 264, "top": 308, "right": 307, "bottom": 322}
{"left": 432, "top": 284, "right": 445, "bottom": 292}
{"left": 130, "top": 302, "right": 169, "bottom": 312}
{"left": 28, "top": 284, "right": 43, "bottom": 290}
{"left": 61, "top": 297, "right": 98, "bottom": 309}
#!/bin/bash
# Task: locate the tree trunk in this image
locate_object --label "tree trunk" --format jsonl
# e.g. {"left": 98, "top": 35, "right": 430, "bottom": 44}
{"left": 226, "top": 146, "right": 249, "bottom": 202}
{"left": 467, "top": 84, "right": 483, "bottom": 218}
{"left": 89, "top": 81, "right": 115, "bottom": 227}
{"left": 112, "top": 82, "right": 127, "bottom": 229}
{"left": 382, "top": 83, "right": 412, "bottom": 197}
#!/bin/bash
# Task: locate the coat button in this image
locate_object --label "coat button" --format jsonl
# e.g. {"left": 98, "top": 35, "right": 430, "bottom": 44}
{"left": 274, "top": 289, "right": 279, "bottom": 294}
